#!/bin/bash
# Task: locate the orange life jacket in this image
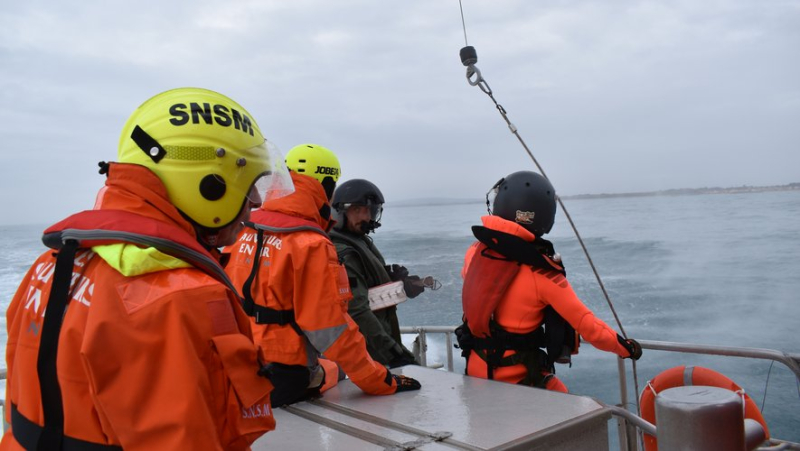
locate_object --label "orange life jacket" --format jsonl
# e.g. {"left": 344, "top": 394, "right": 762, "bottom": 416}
{"left": 461, "top": 216, "right": 630, "bottom": 387}
{"left": 2, "top": 163, "right": 274, "bottom": 450}
{"left": 223, "top": 173, "right": 396, "bottom": 397}
{"left": 460, "top": 222, "right": 576, "bottom": 386}
{"left": 239, "top": 209, "right": 327, "bottom": 333}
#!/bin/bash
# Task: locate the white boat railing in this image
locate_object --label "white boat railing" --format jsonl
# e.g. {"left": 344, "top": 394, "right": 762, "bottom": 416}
{"left": 400, "top": 325, "right": 800, "bottom": 451}
{"left": 400, "top": 326, "right": 800, "bottom": 379}
{"left": 399, "top": 325, "right": 457, "bottom": 371}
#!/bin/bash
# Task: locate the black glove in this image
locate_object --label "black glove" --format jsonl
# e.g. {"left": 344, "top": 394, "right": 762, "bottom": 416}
{"left": 385, "top": 264, "right": 409, "bottom": 282}
{"left": 259, "top": 363, "right": 312, "bottom": 407}
{"left": 402, "top": 275, "right": 425, "bottom": 298}
{"left": 617, "top": 335, "right": 643, "bottom": 360}
{"left": 392, "top": 374, "right": 422, "bottom": 393}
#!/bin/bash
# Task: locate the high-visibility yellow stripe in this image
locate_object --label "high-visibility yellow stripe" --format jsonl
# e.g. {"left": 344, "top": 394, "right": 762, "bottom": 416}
{"left": 93, "top": 243, "right": 191, "bottom": 277}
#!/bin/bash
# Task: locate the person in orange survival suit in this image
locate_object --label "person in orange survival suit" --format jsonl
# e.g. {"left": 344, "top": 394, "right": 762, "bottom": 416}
{"left": 223, "top": 143, "right": 421, "bottom": 407}
{"left": 457, "top": 171, "right": 642, "bottom": 392}
{"left": 1, "top": 88, "right": 294, "bottom": 450}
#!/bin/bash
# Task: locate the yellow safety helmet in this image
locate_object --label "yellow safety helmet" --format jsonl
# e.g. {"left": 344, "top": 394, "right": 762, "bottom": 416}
{"left": 285, "top": 143, "right": 341, "bottom": 199}
{"left": 118, "top": 87, "right": 293, "bottom": 229}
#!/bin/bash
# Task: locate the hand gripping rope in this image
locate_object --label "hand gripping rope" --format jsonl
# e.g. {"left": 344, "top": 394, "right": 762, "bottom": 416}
{"left": 456, "top": 0, "right": 642, "bottom": 416}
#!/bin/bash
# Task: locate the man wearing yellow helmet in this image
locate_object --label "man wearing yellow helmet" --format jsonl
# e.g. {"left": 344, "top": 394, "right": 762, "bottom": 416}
{"left": 224, "top": 143, "right": 422, "bottom": 407}
{"left": 2, "top": 88, "right": 291, "bottom": 449}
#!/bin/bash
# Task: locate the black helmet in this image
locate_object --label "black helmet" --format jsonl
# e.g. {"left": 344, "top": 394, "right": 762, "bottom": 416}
{"left": 332, "top": 179, "right": 385, "bottom": 233}
{"left": 490, "top": 171, "right": 557, "bottom": 236}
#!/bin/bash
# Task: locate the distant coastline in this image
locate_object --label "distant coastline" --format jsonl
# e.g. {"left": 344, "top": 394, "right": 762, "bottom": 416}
{"left": 563, "top": 182, "right": 800, "bottom": 200}
{"left": 390, "top": 182, "right": 800, "bottom": 207}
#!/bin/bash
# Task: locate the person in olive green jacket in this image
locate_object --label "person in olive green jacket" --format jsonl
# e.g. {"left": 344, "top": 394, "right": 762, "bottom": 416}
{"left": 329, "top": 179, "right": 426, "bottom": 368}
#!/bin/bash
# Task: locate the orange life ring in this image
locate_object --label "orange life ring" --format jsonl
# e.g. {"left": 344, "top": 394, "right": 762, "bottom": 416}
{"left": 639, "top": 365, "right": 769, "bottom": 451}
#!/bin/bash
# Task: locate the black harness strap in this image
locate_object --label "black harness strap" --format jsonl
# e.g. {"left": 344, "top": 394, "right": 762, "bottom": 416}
{"left": 12, "top": 404, "right": 121, "bottom": 451}
{"left": 241, "top": 227, "right": 303, "bottom": 336}
{"left": 241, "top": 228, "right": 264, "bottom": 318}
{"left": 470, "top": 325, "right": 545, "bottom": 351}
{"left": 34, "top": 239, "right": 78, "bottom": 450}
{"left": 251, "top": 305, "right": 303, "bottom": 336}
{"left": 458, "top": 318, "right": 555, "bottom": 387}
{"left": 473, "top": 348, "right": 551, "bottom": 388}
{"left": 24, "top": 240, "right": 121, "bottom": 449}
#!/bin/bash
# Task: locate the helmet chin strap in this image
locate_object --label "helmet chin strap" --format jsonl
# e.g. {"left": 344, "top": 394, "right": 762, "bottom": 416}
{"left": 194, "top": 226, "right": 220, "bottom": 250}
{"left": 485, "top": 177, "right": 504, "bottom": 215}
{"left": 360, "top": 220, "right": 381, "bottom": 234}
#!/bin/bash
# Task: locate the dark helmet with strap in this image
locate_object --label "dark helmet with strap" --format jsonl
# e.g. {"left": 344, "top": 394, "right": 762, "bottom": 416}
{"left": 490, "top": 171, "right": 557, "bottom": 236}
{"left": 332, "top": 179, "right": 384, "bottom": 233}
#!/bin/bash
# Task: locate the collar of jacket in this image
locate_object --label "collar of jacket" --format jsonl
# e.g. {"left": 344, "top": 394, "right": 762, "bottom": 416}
{"left": 480, "top": 215, "right": 537, "bottom": 242}
{"left": 43, "top": 163, "right": 220, "bottom": 277}
{"left": 259, "top": 171, "right": 332, "bottom": 230}
{"left": 330, "top": 229, "right": 390, "bottom": 286}
{"left": 331, "top": 228, "right": 370, "bottom": 243}
{"left": 91, "top": 243, "right": 191, "bottom": 277}
{"left": 93, "top": 162, "right": 199, "bottom": 238}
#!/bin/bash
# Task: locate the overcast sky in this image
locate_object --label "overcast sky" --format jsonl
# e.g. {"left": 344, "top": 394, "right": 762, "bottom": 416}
{"left": 1, "top": 0, "right": 798, "bottom": 226}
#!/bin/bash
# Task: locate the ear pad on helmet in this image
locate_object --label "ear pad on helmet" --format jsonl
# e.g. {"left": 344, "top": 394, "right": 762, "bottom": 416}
{"left": 200, "top": 174, "right": 227, "bottom": 201}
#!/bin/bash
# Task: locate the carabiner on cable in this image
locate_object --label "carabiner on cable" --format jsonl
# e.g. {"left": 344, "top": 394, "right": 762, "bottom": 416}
{"left": 466, "top": 65, "right": 492, "bottom": 95}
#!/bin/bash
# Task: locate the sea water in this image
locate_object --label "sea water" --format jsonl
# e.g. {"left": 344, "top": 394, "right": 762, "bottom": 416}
{"left": 1, "top": 190, "right": 798, "bottom": 442}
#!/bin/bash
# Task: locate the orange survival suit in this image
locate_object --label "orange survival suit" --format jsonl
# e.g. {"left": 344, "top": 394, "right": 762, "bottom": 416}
{"left": 1, "top": 163, "right": 274, "bottom": 451}
{"left": 460, "top": 215, "right": 633, "bottom": 392}
{"left": 223, "top": 172, "right": 397, "bottom": 405}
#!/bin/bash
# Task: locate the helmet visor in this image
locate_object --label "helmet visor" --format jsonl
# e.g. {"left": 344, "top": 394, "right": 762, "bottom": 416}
{"left": 240, "top": 139, "right": 294, "bottom": 205}
{"left": 343, "top": 201, "right": 382, "bottom": 222}
{"left": 486, "top": 178, "right": 502, "bottom": 215}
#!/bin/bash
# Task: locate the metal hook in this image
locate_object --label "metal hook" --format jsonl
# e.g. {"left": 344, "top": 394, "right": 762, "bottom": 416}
{"left": 466, "top": 65, "right": 493, "bottom": 95}
{"left": 421, "top": 276, "right": 442, "bottom": 291}
{"left": 409, "top": 276, "right": 442, "bottom": 291}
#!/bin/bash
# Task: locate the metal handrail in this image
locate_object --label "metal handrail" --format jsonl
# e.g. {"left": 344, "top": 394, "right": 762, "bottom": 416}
{"left": 398, "top": 327, "right": 800, "bottom": 451}
{"left": 637, "top": 339, "right": 800, "bottom": 379}
{"left": 399, "top": 326, "right": 456, "bottom": 371}
{"left": 1, "top": 334, "right": 795, "bottom": 386}
{"left": 398, "top": 327, "right": 800, "bottom": 380}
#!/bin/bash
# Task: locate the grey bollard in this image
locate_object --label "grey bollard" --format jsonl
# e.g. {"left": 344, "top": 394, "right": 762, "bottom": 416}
{"left": 744, "top": 418, "right": 767, "bottom": 450}
{"left": 655, "top": 385, "right": 744, "bottom": 451}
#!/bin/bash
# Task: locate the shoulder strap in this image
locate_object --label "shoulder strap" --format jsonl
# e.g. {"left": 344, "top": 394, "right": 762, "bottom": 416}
{"left": 43, "top": 226, "right": 238, "bottom": 295}
{"left": 239, "top": 227, "right": 303, "bottom": 334}
{"left": 471, "top": 226, "right": 565, "bottom": 276}
{"left": 22, "top": 239, "right": 122, "bottom": 450}
{"left": 35, "top": 239, "right": 78, "bottom": 450}
{"left": 239, "top": 212, "right": 325, "bottom": 335}
{"left": 241, "top": 228, "right": 265, "bottom": 320}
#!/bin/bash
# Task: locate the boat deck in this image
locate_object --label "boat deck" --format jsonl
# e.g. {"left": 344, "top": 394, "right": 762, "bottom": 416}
{"left": 254, "top": 365, "right": 611, "bottom": 450}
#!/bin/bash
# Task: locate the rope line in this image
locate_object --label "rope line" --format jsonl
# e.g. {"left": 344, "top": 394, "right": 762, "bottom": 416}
{"left": 458, "top": 0, "right": 469, "bottom": 46}
{"left": 761, "top": 360, "right": 775, "bottom": 413}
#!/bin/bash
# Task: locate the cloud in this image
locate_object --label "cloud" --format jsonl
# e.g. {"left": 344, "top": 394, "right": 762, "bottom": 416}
{"left": 0, "top": 0, "right": 798, "bottom": 225}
